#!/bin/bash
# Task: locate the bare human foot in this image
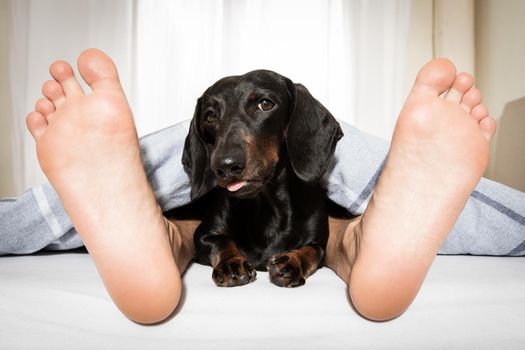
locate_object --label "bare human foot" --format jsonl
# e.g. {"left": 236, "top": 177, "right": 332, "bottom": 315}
{"left": 325, "top": 58, "right": 496, "bottom": 321}
{"left": 26, "top": 49, "right": 190, "bottom": 324}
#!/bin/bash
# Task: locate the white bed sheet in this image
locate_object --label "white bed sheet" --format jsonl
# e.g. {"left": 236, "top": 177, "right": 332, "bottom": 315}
{"left": 0, "top": 252, "right": 524, "bottom": 350}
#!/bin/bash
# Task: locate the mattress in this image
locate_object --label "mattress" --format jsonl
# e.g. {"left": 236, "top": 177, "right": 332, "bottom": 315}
{"left": 1, "top": 251, "right": 524, "bottom": 350}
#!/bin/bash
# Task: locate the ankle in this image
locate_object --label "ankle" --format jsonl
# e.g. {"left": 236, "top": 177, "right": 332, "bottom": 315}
{"left": 166, "top": 218, "right": 197, "bottom": 272}
{"left": 325, "top": 216, "right": 361, "bottom": 283}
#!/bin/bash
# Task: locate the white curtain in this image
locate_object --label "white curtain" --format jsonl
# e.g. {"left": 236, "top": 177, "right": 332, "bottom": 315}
{"left": 7, "top": 0, "right": 410, "bottom": 193}
{"left": 8, "top": 0, "right": 135, "bottom": 193}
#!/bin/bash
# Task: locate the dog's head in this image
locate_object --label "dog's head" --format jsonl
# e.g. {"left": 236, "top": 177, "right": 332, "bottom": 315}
{"left": 182, "top": 70, "right": 343, "bottom": 200}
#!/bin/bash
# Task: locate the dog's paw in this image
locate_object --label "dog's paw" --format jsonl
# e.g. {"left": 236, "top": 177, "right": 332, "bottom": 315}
{"left": 268, "top": 253, "right": 306, "bottom": 288}
{"left": 212, "top": 257, "right": 257, "bottom": 287}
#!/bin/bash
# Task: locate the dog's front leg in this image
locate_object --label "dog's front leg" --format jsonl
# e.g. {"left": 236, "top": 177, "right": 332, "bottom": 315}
{"left": 198, "top": 232, "right": 257, "bottom": 287}
{"left": 268, "top": 244, "right": 324, "bottom": 287}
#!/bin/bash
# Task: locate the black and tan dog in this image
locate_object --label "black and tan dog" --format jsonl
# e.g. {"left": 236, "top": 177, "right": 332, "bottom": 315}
{"left": 182, "top": 70, "right": 343, "bottom": 287}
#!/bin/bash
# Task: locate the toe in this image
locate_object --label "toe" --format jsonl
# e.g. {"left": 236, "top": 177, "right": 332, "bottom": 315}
{"left": 26, "top": 111, "right": 48, "bottom": 140}
{"left": 461, "top": 87, "right": 482, "bottom": 113}
{"left": 471, "top": 103, "right": 489, "bottom": 122}
{"left": 49, "top": 60, "right": 84, "bottom": 97}
{"left": 77, "top": 48, "right": 122, "bottom": 92}
{"left": 42, "top": 80, "right": 65, "bottom": 107}
{"left": 479, "top": 116, "right": 496, "bottom": 141}
{"left": 444, "top": 73, "right": 474, "bottom": 103}
{"left": 35, "top": 98, "right": 55, "bottom": 120}
{"left": 412, "top": 58, "right": 457, "bottom": 97}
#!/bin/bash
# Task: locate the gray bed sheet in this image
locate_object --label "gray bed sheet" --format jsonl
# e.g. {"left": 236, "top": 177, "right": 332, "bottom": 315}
{"left": 0, "top": 253, "right": 524, "bottom": 349}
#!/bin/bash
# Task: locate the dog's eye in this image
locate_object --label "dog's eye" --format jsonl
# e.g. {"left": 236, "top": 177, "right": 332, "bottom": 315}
{"left": 204, "top": 111, "right": 218, "bottom": 123}
{"left": 257, "top": 99, "right": 275, "bottom": 112}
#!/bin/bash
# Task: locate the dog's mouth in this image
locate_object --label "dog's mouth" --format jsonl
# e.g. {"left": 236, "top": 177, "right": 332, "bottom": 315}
{"left": 218, "top": 179, "right": 265, "bottom": 198}
{"left": 226, "top": 180, "right": 248, "bottom": 192}
{"left": 216, "top": 164, "right": 275, "bottom": 198}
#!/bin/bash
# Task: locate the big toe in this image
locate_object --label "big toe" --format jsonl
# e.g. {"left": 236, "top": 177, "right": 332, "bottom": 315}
{"left": 412, "top": 58, "right": 457, "bottom": 97}
{"left": 77, "top": 48, "right": 123, "bottom": 92}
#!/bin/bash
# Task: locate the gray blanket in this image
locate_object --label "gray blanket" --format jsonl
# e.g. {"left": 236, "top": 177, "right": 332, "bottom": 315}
{"left": 1, "top": 120, "right": 524, "bottom": 256}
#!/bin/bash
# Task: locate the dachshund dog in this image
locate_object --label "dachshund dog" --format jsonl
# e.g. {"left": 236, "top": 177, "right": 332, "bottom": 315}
{"left": 182, "top": 70, "right": 343, "bottom": 287}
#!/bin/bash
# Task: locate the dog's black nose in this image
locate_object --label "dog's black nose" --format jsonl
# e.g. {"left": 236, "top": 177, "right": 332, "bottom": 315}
{"left": 214, "top": 156, "right": 245, "bottom": 180}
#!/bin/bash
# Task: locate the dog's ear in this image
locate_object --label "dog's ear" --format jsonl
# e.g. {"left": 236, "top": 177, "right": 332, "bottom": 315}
{"left": 182, "top": 100, "right": 216, "bottom": 200}
{"left": 285, "top": 82, "right": 343, "bottom": 183}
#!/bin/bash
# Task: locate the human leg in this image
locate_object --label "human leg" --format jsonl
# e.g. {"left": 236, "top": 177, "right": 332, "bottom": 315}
{"left": 4, "top": 48, "right": 524, "bottom": 258}
{"left": 5, "top": 116, "right": 522, "bottom": 257}
{"left": 325, "top": 123, "right": 525, "bottom": 256}
{"left": 25, "top": 48, "right": 187, "bottom": 324}
{"left": 440, "top": 177, "right": 525, "bottom": 256}
{"left": 0, "top": 119, "right": 194, "bottom": 255}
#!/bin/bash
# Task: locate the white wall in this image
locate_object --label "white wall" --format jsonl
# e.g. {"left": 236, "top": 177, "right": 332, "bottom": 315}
{"left": 476, "top": 0, "right": 525, "bottom": 191}
{"left": 404, "top": 0, "right": 525, "bottom": 192}
{"left": 0, "top": 0, "right": 16, "bottom": 197}
{"left": 403, "top": 0, "right": 433, "bottom": 96}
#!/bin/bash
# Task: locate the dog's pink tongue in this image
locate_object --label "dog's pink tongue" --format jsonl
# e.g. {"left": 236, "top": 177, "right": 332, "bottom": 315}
{"left": 227, "top": 181, "right": 248, "bottom": 192}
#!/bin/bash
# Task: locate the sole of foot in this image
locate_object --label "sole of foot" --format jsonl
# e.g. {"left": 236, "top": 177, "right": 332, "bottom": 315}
{"left": 333, "top": 58, "right": 495, "bottom": 321}
{"left": 27, "top": 49, "right": 182, "bottom": 324}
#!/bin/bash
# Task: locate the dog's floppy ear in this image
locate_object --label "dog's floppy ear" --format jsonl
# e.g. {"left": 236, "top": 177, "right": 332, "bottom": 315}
{"left": 182, "top": 100, "right": 216, "bottom": 200}
{"left": 286, "top": 82, "right": 343, "bottom": 183}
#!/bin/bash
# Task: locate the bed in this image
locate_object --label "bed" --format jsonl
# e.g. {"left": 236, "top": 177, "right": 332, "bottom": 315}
{"left": 1, "top": 251, "right": 524, "bottom": 349}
